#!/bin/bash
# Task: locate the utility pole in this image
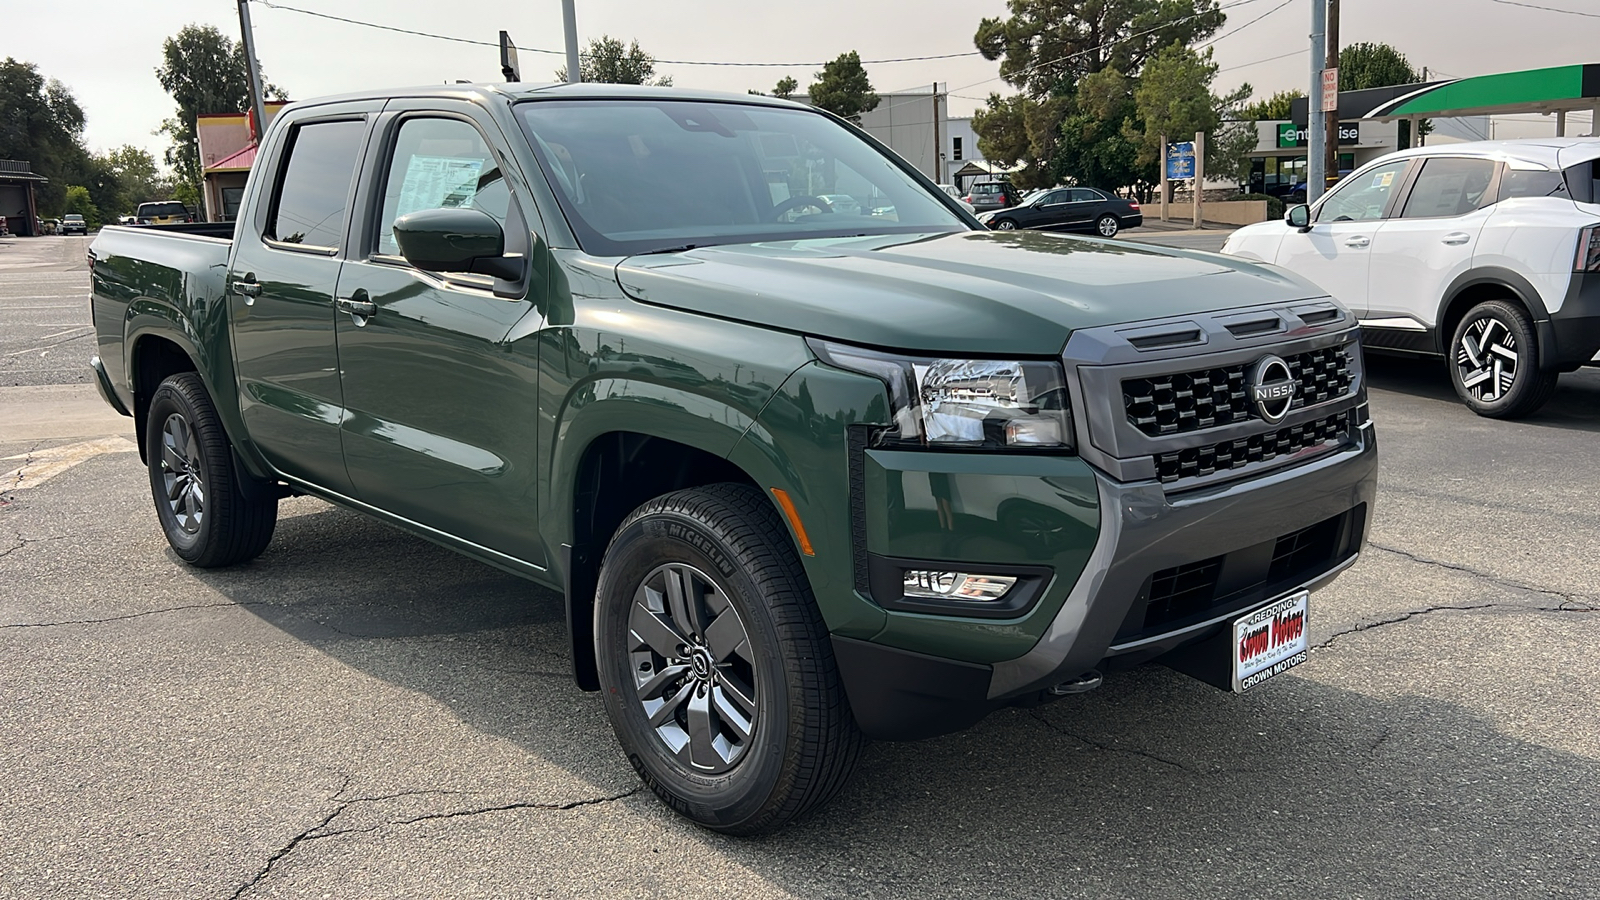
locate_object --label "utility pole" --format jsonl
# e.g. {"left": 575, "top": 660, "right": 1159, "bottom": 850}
{"left": 562, "top": 0, "right": 582, "bottom": 83}
{"left": 236, "top": 0, "right": 267, "bottom": 139}
{"left": 1307, "top": 0, "right": 1327, "bottom": 204}
{"left": 1323, "top": 0, "right": 1341, "bottom": 191}
{"left": 931, "top": 83, "right": 943, "bottom": 184}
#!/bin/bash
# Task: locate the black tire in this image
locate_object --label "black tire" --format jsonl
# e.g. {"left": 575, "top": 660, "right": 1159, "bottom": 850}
{"left": 992, "top": 218, "right": 1018, "bottom": 231}
{"left": 595, "top": 483, "right": 861, "bottom": 835}
{"left": 1095, "top": 214, "right": 1120, "bottom": 238}
{"left": 145, "top": 373, "right": 277, "bottom": 567}
{"left": 1447, "top": 299, "right": 1559, "bottom": 419}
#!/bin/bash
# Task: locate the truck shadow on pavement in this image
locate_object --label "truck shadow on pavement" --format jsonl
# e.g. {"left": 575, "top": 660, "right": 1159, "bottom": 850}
{"left": 1365, "top": 352, "right": 1600, "bottom": 433}
{"left": 195, "top": 501, "right": 1599, "bottom": 898}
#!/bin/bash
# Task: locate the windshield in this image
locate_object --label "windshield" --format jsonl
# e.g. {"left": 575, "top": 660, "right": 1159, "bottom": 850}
{"left": 515, "top": 99, "right": 969, "bottom": 255}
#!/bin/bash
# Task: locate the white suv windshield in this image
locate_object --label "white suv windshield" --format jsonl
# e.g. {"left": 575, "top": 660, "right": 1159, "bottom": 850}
{"left": 516, "top": 100, "right": 968, "bottom": 255}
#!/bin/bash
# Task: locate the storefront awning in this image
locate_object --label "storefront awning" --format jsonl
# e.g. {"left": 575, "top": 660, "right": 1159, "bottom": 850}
{"left": 1365, "top": 64, "right": 1600, "bottom": 120}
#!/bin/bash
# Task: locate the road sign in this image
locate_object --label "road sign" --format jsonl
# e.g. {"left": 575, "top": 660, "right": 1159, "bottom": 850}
{"left": 1165, "top": 142, "right": 1196, "bottom": 181}
{"left": 1321, "top": 68, "right": 1339, "bottom": 113}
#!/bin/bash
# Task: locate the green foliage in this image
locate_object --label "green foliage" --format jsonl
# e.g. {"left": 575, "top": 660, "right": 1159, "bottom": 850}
{"left": 970, "top": 1, "right": 1231, "bottom": 194}
{"left": 772, "top": 76, "right": 799, "bottom": 100}
{"left": 1236, "top": 191, "right": 1285, "bottom": 220}
{"left": 156, "top": 24, "right": 285, "bottom": 202}
{"left": 974, "top": 0, "right": 1226, "bottom": 98}
{"left": 63, "top": 185, "right": 99, "bottom": 227}
{"left": 1338, "top": 42, "right": 1418, "bottom": 91}
{"left": 0, "top": 57, "right": 90, "bottom": 213}
{"left": 1241, "top": 90, "right": 1304, "bottom": 121}
{"left": 809, "top": 52, "right": 879, "bottom": 122}
{"left": 556, "top": 36, "right": 672, "bottom": 86}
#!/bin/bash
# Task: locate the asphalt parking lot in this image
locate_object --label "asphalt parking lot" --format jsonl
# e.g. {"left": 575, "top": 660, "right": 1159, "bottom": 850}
{"left": 2, "top": 235, "right": 1597, "bottom": 899}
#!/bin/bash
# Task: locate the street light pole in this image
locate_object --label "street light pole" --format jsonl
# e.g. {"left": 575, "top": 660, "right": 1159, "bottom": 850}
{"left": 1307, "top": 0, "right": 1327, "bottom": 205}
{"left": 236, "top": 0, "right": 268, "bottom": 138}
{"left": 562, "top": 0, "right": 582, "bottom": 83}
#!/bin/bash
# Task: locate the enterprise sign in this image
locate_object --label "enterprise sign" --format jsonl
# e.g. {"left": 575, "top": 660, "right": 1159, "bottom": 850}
{"left": 1277, "top": 122, "right": 1360, "bottom": 147}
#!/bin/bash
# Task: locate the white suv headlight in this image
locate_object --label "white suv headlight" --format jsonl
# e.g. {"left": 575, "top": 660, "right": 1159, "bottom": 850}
{"left": 808, "top": 339, "right": 1073, "bottom": 451}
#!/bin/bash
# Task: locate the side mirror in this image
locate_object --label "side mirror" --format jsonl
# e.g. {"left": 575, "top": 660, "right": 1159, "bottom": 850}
{"left": 1285, "top": 204, "right": 1311, "bottom": 230}
{"left": 392, "top": 207, "right": 523, "bottom": 281}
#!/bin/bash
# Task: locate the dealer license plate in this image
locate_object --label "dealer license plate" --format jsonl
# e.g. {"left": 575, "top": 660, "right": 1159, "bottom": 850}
{"left": 1231, "top": 591, "right": 1309, "bottom": 692}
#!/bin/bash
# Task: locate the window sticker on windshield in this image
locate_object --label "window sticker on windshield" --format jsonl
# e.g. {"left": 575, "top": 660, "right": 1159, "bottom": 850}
{"left": 1373, "top": 170, "right": 1395, "bottom": 189}
{"left": 385, "top": 155, "right": 483, "bottom": 252}
{"left": 396, "top": 155, "right": 484, "bottom": 219}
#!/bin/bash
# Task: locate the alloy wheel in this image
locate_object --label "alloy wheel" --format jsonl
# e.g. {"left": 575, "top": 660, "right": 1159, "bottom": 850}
{"left": 995, "top": 219, "right": 1017, "bottom": 230}
{"left": 1455, "top": 316, "right": 1519, "bottom": 402}
{"left": 159, "top": 412, "right": 205, "bottom": 534}
{"left": 1097, "top": 216, "right": 1119, "bottom": 237}
{"left": 628, "top": 562, "right": 759, "bottom": 773}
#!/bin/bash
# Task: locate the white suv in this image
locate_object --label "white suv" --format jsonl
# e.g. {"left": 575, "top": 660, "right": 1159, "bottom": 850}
{"left": 1223, "top": 139, "right": 1600, "bottom": 418}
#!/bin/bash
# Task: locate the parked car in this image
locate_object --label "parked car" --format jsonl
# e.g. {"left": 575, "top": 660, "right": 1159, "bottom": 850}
{"left": 88, "top": 83, "right": 1374, "bottom": 834}
{"left": 1224, "top": 138, "right": 1600, "bottom": 418}
{"left": 135, "top": 201, "right": 191, "bottom": 225}
{"left": 815, "top": 193, "right": 862, "bottom": 216}
{"left": 979, "top": 187, "right": 1143, "bottom": 237}
{"left": 936, "top": 184, "right": 976, "bottom": 214}
{"left": 60, "top": 214, "right": 87, "bottom": 235}
{"left": 963, "top": 179, "right": 1020, "bottom": 212}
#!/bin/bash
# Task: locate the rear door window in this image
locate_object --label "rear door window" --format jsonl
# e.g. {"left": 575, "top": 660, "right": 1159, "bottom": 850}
{"left": 267, "top": 119, "right": 366, "bottom": 249}
{"left": 1399, "top": 158, "right": 1498, "bottom": 218}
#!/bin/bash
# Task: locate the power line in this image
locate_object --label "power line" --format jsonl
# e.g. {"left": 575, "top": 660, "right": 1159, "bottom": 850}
{"left": 249, "top": 1, "right": 983, "bottom": 67}
{"left": 1199, "top": 0, "right": 1298, "bottom": 49}
{"left": 1218, "top": 47, "right": 1306, "bottom": 73}
{"left": 1488, "top": 0, "right": 1600, "bottom": 18}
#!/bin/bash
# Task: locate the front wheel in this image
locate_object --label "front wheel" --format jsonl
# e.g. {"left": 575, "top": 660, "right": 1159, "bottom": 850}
{"left": 1448, "top": 299, "right": 1559, "bottom": 418}
{"left": 145, "top": 373, "right": 278, "bottom": 566}
{"left": 1096, "top": 215, "right": 1120, "bottom": 237}
{"left": 992, "top": 218, "right": 1018, "bottom": 231}
{"left": 595, "top": 483, "right": 862, "bottom": 835}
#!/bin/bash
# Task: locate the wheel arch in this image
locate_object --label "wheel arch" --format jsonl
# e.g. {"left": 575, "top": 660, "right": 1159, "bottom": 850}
{"left": 1436, "top": 267, "right": 1551, "bottom": 357}
{"left": 127, "top": 331, "right": 200, "bottom": 464}
{"left": 558, "top": 426, "right": 765, "bottom": 692}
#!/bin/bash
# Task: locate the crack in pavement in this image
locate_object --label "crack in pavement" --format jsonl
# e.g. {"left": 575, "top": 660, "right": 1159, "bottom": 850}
{"left": 1315, "top": 601, "right": 1594, "bottom": 650}
{"left": 0, "top": 441, "right": 43, "bottom": 496}
{"left": 1, "top": 600, "right": 264, "bottom": 630}
{"left": 1367, "top": 541, "right": 1599, "bottom": 608}
{"left": 229, "top": 783, "right": 643, "bottom": 897}
{"left": 0, "top": 531, "right": 70, "bottom": 559}
{"left": 1029, "top": 710, "right": 1190, "bottom": 771}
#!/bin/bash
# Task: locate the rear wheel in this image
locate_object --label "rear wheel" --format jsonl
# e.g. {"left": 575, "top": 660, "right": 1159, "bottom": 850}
{"left": 1096, "top": 215, "right": 1120, "bottom": 237}
{"left": 1448, "top": 299, "right": 1559, "bottom": 418}
{"left": 595, "top": 483, "right": 861, "bottom": 835}
{"left": 145, "top": 373, "right": 277, "bottom": 566}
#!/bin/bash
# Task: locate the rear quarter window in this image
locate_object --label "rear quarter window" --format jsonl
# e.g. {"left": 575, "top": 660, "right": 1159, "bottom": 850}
{"left": 1499, "top": 168, "right": 1568, "bottom": 203}
{"left": 1563, "top": 159, "right": 1600, "bottom": 203}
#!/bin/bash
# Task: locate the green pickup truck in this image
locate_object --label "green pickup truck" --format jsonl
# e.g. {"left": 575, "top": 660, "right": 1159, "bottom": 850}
{"left": 88, "top": 84, "right": 1376, "bottom": 834}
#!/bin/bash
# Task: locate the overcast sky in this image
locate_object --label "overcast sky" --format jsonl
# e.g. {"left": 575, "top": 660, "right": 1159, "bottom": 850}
{"left": 6, "top": 0, "right": 1597, "bottom": 162}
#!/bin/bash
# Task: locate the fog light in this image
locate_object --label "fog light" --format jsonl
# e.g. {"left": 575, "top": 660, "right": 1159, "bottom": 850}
{"left": 901, "top": 570, "right": 1018, "bottom": 601}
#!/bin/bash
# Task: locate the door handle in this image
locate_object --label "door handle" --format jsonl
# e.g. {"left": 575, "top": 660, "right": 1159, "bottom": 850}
{"left": 1442, "top": 232, "right": 1471, "bottom": 245}
{"left": 336, "top": 292, "right": 376, "bottom": 319}
{"left": 1343, "top": 236, "right": 1370, "bottom": 248}
{"left": 231, "top": 280, "right": 261, "bottom": 297}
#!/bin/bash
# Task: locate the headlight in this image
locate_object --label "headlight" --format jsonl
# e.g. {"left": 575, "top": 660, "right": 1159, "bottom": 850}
{"left": 808, "top": 339, "right": 1073, "bottom": 451}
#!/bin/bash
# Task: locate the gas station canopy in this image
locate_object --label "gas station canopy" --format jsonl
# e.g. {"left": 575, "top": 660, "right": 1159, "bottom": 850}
{"left": 1365, "top": 64, "right": 1600, "bottom": 129}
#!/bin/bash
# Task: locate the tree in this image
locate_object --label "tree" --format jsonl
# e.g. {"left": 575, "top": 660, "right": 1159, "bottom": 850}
{"left": 0, "top": 58, "right": 90, "bottom": 213}
{"left": 772, "top": 76, "right": 798, "bottom": 100}
{"left": 1128, "top": 44, "right": 1253, "bottom": 195}
{"left": 1056, "top": 68, "right": 1146, "bottom": 193}
{"left": 1241, "top": 89, "right": 1304, "bottom": 121}
{"left": 1338, "top": 42, "right": 1418, "bottom": 91}
{"left": 974, "top": 0, "right": 1226, "bottom": 98}
{"left": 556, "top": 36, "right": 672, "bottom": 86}
{"left": 156, "top": 24, "right": 284, "bottom": 200}
{"left": 969, "top": 1, "right": 1227, "bottom": 192}
{"left": 63, "top": 185, "right": 100, "bottom": 228}
{"left": 809, "top": 52, "right": 879, "bottom": 122}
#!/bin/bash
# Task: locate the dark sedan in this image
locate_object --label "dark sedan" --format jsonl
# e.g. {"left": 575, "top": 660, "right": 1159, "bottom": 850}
{"left": 979, "top": 187, "right": 1142, "bottom": 237}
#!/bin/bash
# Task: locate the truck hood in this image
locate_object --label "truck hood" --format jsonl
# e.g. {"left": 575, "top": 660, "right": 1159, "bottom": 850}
{"left": 614, "top": 231, "right": 1324, "bottom": 356}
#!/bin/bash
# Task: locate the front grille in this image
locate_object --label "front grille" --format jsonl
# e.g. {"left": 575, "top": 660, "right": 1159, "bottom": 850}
{"left": 1125, "top": 506, "right": 1362, "bottom": 640}
{"left": 1123, "top": 344, "right": 1353, "bottom": 437}
{"left": 1141, "top": 558, "right": 1224, "bottom": 632}
{"left": 1155, "top": 409, "right": 1355, "bottom": 485}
